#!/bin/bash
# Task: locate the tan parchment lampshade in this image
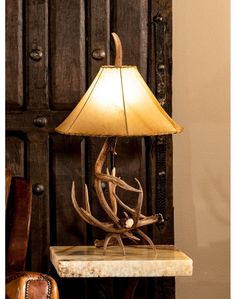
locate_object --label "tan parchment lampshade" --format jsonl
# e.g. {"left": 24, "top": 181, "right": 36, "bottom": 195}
{"left": 55, "top": 66, "right": 182, "bottom": 136}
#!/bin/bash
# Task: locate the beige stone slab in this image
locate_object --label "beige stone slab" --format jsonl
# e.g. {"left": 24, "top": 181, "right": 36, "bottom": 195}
{"left": 50, "top": 245, "right": 193, "bottom": 278}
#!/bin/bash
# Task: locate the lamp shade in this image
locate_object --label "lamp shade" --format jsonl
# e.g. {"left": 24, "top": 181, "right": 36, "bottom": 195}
{"left": 55, "top": 66, "right": 183, "bottom": 136}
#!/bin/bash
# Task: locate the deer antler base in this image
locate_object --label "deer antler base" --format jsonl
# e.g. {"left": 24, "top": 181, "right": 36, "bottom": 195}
{"left": 71, "top": 137, "right": 164, "bottom": 255}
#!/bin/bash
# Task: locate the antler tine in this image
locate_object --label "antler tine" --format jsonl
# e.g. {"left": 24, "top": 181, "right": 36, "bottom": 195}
{"left": 94, "top": 177, "right": 121, "bottom": 226}
{"left": 71, "top": 182, "right": 94, "bottom": 226}
{"left": 96, "top": 173, "right": 141, "bottom": 193}
{"left": 94, "top": 138, "right": 122, "bottom": 225}
{"left": 72, "top": 182, "right": 128, "bottom": 233}
{"left": 71, "top": 137, "right": 160, "bottom": 254}
{"left": 82, "top": 209, "right": 130, "bottom": 234}
{"left": 106, "top": 168, "right": 118, "bottom": 215}
{"left": 84, "top": 184, "right": 91, "bottom": 213}
{"left": 124, "top": 231, "right": 140, "bottom": 241}
{"left": 103, "top": 233, "right": 125, "bottom": 255}
{"left": 112, "top": 186, "right": 146, "bottom": 219}
{"left": 136, "top": 215, "right": 159, "bottom": 227}
{"left": 132, "top": 178, "right": 143, "bottom": 227}
{"left": 135, "top": 229, "right": 157, "bottom": 254}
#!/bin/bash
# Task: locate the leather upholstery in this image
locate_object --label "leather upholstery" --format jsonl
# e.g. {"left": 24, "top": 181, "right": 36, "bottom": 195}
{"left": 5, "top": 168, "right": 12, "bottom": 206}
{"left": 5, "top": 170, "right": 60, "bottom": 299}
{"left": 6, "top": 177, "right": 32, "bottom": 273}
{"left": 6, "top": 272, "right": 59, "bottom": 299}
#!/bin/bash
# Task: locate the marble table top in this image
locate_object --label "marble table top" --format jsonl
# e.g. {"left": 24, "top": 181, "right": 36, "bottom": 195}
{"left": 50, "top": 245, "right": 193, "bottom": 278}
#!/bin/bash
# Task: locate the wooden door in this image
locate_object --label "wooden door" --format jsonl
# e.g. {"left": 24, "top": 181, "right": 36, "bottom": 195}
{"left": 6, "top": 0, "right": 175, "bottom": 298}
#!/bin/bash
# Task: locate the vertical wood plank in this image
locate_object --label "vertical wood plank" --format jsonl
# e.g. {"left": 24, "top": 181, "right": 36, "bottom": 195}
{"left": 6, "top": 0, "right": 23, "bottom": 109}
{"left": 50, "top": 135, "right": 86, "bottom": 245}
{"left": 110, "top": 0, "right": 148, "bottom": 78}
{"left": 147, "top": 1, "right": 175, "bottom": 298}
{"left": 6, "top": 135, "right": 25, "bottom": 177}
{"left": 110, "top": 0, "right": 148, "bottom": 230}
{"left": 110, "top": 4, "right": 149, "bottom": 298}
{"left": 25, "top": 0, "right": 49, "bottom": 110}
{"left": 87, "top": 0, "right": 110, "bottom": 82}
{"left": 148, "top": 0, "right": 172, "bottom": 114}
{"left": 49, "top": 0, "right": 86, "bottom": 110}
{"left": 86, "top": 0, "right": 110, "bottom": 245}
{"left": 27, "top": 132, "right": 50, "bottom": 272}
{"left": 147, "top": 0, "right": 174, "bottom": 245}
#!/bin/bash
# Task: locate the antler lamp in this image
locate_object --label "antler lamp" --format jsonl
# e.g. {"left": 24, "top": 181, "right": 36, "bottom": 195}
{"left": 55, "top": 33, "right": 183, "bottom": 255}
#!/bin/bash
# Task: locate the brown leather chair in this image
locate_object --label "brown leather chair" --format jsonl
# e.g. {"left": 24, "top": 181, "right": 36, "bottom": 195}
{"left": 5, "top": 169, "right": 60, "bottom": 299}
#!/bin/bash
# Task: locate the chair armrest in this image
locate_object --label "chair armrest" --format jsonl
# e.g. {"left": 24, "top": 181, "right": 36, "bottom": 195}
{"left": 5, "top": 168, "right": 12, "bottom": 206}
{"left": 6, "top": 177, "right": 32, "bottom": 272}
{"left": 6, "top": 272, "right": 59, "bottom": 299}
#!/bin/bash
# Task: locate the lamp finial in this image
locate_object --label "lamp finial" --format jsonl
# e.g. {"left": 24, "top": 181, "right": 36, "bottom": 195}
{"left": 112, "top": 32, "right": 123, "bottom": 67}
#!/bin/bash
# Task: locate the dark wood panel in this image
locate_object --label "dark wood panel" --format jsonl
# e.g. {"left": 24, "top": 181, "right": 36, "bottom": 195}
{"left": 50, "top": 135, "right": 86, "bottom": 245}
{"left": 144, "top": 136, "right": 157, "bottom": 241}
{"left": 6, "top": 110, "right": 69, "bottom": 133}
{"left": 146, "top": 1, "right": 175, "bottom": 298}
{"left": 148, "top": 0, "right": 172, "bottom": 113}
{"left": 27, "top": 132, "right": 50, "bottom": 272}
{"left": 6, "top": 135, "right": 25, "bottom": 176}
{"left": 49, "top": 135, "right": 88, "bottom": 298}
{"left": 50, "top": 0, "right": 86, "bottom": 109}
{"left": 110, "top": 0, "right": 148, "bottom": 239}
{"left": 111, "top": 0, "right": 148, "bottom": 78}
{"left": 87, "top": 0, "right": 110, "bottom": 81}
{"left": 25, "top": 0, "right": 49, "bottom": 110}
{"left": 146, "top": 135, "right": 174, "bottom": 245}
{"left": 157, "top": 136, "right": 174, "bottom": 244}
{"left": 147, "top": 0, "right": 174, "bottom": 244}
{"left": 86, "top": 0, "right": 111, "bottom": 244}
{"left": 6, "top": 0, "right": 23, "bottom": 109}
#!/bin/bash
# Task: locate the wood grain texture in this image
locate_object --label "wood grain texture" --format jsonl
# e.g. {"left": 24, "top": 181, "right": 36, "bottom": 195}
{"left": 25, "top": 0, "right": 49, "bottom": 110}
{"left": 6, "top": 111, "right": 70, "bottom": 133}
{"left": 50, "top": 0, "right": 86, "bottom": 109}
{"left": 6, "top": 135, "right": 25, "bottom": 177}
{"left": 148, "top": 0, "right": 172, "bottom": 114}
{"left": 147, "top": 0, "right": 174, "bottom": 245}
{"left": 86, "top": 0, "right": 111, "bottom": 246}
{"left": 87, "top": 0, "right": 110, "bottom": 81}
{"left": 110, "top": 0, "right": 148, "bottom": 78}
{"left": 50, "top": 135, "right": 86, "bottom": 245}
{"left": 6, "top": 0, "right": 23, "bottom": 109}
{"left": 27, "top": 132, "right": 50, "bottom": 272}
{"left": 146, "top": 1, "right": 175, "bottom": 298}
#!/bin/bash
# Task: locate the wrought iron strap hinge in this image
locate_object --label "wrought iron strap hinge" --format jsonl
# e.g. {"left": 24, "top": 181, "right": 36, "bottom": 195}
{"left": 152, "top": 13, "right": 169, "bottom": 222}
{"left": 152, "top": 12, "right": 168, "bottom": 108}
{"left": 156, "top": 135, "right": 167, "bottom": 220}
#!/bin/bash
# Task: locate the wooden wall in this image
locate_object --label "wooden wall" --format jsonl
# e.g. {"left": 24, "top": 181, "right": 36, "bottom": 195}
{"left": 6, "top": 1, "right": 175, "bottom": 298}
